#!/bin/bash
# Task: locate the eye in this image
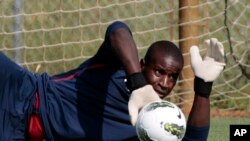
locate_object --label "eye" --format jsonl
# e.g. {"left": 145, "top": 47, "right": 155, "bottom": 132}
{"left": 171, "top": 73, "right": 179, "bottom": 80}
{"left": 155, "top": 69, "right": 165, "bottom": 77}
{"left": 155, "top": 70, "right": 160, "bottom": 77}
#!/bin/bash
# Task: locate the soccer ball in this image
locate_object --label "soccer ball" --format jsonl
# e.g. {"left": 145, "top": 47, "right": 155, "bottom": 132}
{"left": 135, "top": 100, "right": 186, "bottom": 141}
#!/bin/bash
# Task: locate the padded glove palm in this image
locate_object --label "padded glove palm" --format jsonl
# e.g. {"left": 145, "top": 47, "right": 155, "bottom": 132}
{"left": 190, "top": 38, "right": 225, "bottom": 82}
{"left": 128, "top": 85, "right": 161, "bottom": 126}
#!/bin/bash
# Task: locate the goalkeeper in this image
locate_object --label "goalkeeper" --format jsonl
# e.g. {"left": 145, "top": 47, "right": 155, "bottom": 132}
{"left": 0, "top": 21, "right": 225, "bottom": 140}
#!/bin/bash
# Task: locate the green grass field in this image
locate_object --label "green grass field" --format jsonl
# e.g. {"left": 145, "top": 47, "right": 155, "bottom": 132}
{"left": 208, "top": 117, "right": 250, "bottom": 141}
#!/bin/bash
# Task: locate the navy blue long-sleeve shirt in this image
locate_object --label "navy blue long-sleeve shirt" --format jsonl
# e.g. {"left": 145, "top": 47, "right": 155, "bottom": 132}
{"left": 0, "top": 21, "right": 137, "bottom": 141}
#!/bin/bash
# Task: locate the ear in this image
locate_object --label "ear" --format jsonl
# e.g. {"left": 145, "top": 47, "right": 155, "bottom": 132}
{"left": 140, "top": 59, "right": 145, "bottom": 70}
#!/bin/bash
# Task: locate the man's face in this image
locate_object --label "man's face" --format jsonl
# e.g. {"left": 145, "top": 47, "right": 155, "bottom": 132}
{"left": 141, "top": 54, "right": 182, "bottom": 99}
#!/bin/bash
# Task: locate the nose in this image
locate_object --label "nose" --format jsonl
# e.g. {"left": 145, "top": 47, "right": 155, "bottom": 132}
{"left": 160, "top": 76, "right": 169, "bottom": 88}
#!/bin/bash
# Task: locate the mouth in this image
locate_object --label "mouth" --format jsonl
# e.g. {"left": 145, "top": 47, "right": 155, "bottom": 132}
{"left": 155, "top": 90, "right": 168, "bottom": 99}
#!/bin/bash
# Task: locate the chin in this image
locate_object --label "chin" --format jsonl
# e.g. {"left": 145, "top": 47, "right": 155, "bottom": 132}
{"left": 158, "top": 92, "right": 171, "bottom": 99}
{"left": 157, "top": 93, "right": 166, "bottom": 99}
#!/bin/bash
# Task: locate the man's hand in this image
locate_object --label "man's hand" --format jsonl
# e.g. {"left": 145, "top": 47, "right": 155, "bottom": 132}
{"left": 190, "top": 38, "right": 226, "bottom": 97}
{"left": 128, "top": 85, "right": 161, "bottom": 126}
{"left": 190, "top": 38, "right": 226, "bottom": 82}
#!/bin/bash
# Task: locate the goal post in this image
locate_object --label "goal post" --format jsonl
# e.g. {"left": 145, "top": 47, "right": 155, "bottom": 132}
{"left": 178, "top": 0, "right": 199, "bottom": 116}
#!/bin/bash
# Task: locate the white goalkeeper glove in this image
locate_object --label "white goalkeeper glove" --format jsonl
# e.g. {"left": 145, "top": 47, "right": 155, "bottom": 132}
{"left": 190, "top": 38, "right": 226, "bottom": 97}
{"left": 190, "top": 38, "right": 225, "bottom": 82}
{"left": 128, "top": 85, "right": 161, "bottom": 126}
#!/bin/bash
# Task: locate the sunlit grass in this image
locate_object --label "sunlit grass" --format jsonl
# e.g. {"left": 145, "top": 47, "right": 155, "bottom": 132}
{"left": 208, "top": 117, "right": 250, "bottom": 141}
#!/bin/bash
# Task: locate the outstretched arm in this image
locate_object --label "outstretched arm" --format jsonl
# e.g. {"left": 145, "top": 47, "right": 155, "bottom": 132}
{"left": 95, "top": 21, "right": 141, "bottom": 75}
{"left": 183, "top": 38, "right": 225, "bottom": 141}
{"left": 104, "top": 21, "right": 160, "bottom": 125}
{"left": 183, "top": 94, "right": 211, "bottom": 141}
{"left": 109, "top": 26, "right": 141, "bottom": 75}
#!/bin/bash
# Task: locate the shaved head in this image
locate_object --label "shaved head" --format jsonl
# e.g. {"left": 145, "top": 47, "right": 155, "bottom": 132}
{"left": 144, "top": 40, "right": 184, "bottom": 67}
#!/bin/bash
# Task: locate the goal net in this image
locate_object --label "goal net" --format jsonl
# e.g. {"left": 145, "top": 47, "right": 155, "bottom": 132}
{"left": 0, "top": 0, "right": 249, "bottom": 114}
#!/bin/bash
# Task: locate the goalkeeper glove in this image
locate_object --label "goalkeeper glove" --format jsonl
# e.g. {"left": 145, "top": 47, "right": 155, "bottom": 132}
{"left": 127, "top": 73, "right": 161, "bottom": 126}
{"left": 190, "top": 38, "right": 226, "bottom": 97}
